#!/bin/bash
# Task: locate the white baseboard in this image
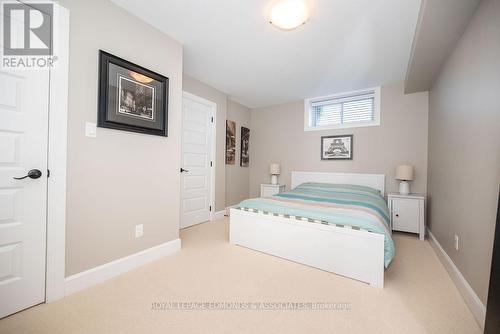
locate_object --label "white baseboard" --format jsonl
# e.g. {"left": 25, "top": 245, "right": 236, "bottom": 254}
{"left": 427, "top": 230, "right": 486, "bottom": 329}
{"left": 65, "top": 238, "right": 181, "bottom": 296}
{"left": 212, "top": 210, "right": 226, "bottom": 221}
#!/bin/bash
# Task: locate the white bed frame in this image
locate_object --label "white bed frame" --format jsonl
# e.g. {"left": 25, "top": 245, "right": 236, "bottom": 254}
{"left": 230, "top": 171, "right": 386, "bottom": 288}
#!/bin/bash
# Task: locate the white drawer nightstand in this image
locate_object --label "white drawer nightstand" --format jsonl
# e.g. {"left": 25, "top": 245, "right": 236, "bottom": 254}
{"left": 260, "top": 184, "right": 285, "bottom": 197}
{"left": 387, "top": 193, "right": 426, "bottom": 240}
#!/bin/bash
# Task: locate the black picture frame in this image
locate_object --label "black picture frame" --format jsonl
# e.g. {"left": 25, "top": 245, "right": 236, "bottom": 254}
{"left": 226, "top": 120, "right": 236, "bottom": 165}
{"left": 240, "top": 126, "right": 250, "bottom": 167}
{"left": 321, "top": 135, "right": 353, "bottom": 160}
{"left": 98, "top": 50, "right": 169, "bottom": 137}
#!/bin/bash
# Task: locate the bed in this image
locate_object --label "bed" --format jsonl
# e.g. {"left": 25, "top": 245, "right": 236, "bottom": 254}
{"left": 229, "top": 171, "right": 394, "bottom": 288}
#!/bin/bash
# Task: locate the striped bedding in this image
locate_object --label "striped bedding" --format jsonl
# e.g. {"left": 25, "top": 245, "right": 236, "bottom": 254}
{"left": 236, "top": 182, "right": 395, "bottom": 267}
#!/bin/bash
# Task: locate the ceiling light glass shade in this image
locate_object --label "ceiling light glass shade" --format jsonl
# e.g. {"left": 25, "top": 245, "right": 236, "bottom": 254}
{"left": 269, "top": 0, "right": 310, "bottom": 30}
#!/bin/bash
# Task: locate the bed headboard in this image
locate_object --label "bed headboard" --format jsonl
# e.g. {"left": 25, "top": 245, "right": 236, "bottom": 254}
{"left": 291, "top": 171, "right": 386, "bottom": 196}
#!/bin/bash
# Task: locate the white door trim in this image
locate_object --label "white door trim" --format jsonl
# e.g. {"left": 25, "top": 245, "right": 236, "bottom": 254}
{"left": 45, "top": 2, "right": 70, "bottom": 303}
{"left": 181, "top": 91, "right": 217, "bottom": 225}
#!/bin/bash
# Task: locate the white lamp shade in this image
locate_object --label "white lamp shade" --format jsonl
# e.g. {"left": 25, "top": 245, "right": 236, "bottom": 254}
{"left": 395, "top": 165, "right": 414, "bottom": 181}
{"left": 269, "top": 163, "right": 280, "bottom": 175}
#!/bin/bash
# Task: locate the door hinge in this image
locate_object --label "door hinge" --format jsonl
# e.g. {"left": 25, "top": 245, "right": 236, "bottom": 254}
{"left": 209, "top": 205, "right": 212, "bottom": 212}
{"left": 211, "top": 117, "right": 214, "bottom": 123}
{"left": 210, "top": 161, "right": 213, "bottom": 167}
{"left": 47, "top": 169, "right": 50, "bottom": 178}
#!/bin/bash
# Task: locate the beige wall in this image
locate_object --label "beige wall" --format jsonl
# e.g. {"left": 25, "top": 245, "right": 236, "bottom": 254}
{"left": 182, "top": 75, "right": 227, "bottom": 212}
{"left": 226, "top": 100, "right": 251, "bottom": 206}
{"left": 61, "top": 0, "right": 183, "bottom": 276}
{"left": 249, "top": 82, "right": 429, "bottom": 198}
{"left": 428, "top": 0, "right": 500, "bottom": 304}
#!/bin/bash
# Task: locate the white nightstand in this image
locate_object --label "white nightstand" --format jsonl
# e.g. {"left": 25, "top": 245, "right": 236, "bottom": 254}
{"left": 387, "top": 193, "right": 426, "bottom": 240}
{"left": 260, "top": 184, "right": 286, "bottom": 197}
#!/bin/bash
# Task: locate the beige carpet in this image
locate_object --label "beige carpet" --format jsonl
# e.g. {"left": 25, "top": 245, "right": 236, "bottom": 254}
{"left": 0, "top": 218, "right": 481, "bottom": 334}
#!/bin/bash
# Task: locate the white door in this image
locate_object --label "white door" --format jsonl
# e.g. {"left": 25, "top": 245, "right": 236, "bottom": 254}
{"left": 180, "top": 93, "right": 214, "bottom": 229}
{"left": 0, "top": 8, "right": 50, "bottom": 318}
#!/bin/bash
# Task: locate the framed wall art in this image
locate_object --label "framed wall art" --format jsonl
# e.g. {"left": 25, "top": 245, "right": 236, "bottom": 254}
{"left": 98, "top": 50, "right": 169, "bottom": 136}
{"left": 240, "top": 126, "right": 250, "bottom": 167}
{"left": 226, "top": 120, "right": 236, "bottom": 165}
{"left": 321, "top": 135, "right": 353, "bottom": 160}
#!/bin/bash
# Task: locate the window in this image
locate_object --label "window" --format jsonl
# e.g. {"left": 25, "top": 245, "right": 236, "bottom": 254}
{"left": 304, "top": 87, "right": 381, "bottom": 131}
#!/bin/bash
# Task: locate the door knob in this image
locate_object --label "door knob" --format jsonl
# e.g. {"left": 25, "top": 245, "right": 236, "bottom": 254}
{"left": 180, "top": 168, "right": 189, "bottom": 173}
{"left": 13, "top": 169, "right": 42, "bottom": 180}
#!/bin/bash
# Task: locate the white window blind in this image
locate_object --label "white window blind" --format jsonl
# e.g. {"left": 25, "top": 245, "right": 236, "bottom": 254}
{"left": 309, "top": 91, "right": 375, "bottom": 128}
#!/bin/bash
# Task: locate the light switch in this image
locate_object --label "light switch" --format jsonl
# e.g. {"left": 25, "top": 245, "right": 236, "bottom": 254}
{"left": 135, "top": 224, "right": 144, "bottom": 238}
{"left": 85, "top": 122, "right": 97, "bottom": 138}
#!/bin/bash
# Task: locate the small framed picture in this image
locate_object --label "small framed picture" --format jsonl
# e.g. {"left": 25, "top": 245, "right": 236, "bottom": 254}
{"left": 240, "top": 126, "right": 250, "bottom": 167}
{"left": 226, "top": 120, "right": 236, "bottom": 165}
{"left": 321, "top": 135, "right": 353, "bottom": 160}
{"left": 98, "top": 50, "right": 169, "bottom": 136}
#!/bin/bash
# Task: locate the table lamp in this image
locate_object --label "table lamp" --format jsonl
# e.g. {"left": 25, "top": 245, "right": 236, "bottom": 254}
{"left": 269, "top": 163, "right": 280, "bottom": 185}
{"left": 395, "top": 165, "right": 414, "bottom": 195}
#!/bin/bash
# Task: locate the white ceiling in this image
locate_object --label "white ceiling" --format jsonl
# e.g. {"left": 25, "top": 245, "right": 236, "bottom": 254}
{"left": 111, "top": 0, "right": 421, "bottom": 108}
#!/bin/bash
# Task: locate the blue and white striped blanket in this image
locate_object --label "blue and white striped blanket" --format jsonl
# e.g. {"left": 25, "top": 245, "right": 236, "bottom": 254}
{"left": 237, "top": 182, "right": 395, "bottom": 267}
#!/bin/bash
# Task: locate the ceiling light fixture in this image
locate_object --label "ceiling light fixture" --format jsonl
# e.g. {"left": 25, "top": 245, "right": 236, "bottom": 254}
{"left": 269, "top": 0, "right": 310, "bottom": 30}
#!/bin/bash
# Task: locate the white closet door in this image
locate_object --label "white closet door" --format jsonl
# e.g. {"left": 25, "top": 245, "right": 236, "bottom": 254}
{"left": 180, "top": 94, "right": 214, "bottom": 228}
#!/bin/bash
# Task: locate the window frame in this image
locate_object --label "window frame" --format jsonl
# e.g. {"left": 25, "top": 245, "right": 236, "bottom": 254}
{"left": 304, "top": 87, "right": 381, "bottom": 131}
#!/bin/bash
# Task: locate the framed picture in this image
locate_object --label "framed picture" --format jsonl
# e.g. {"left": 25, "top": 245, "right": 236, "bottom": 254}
{"left": 98, "top": 50, "right": 169, "bottom": 136}
{"left": 226, "top": 120, "right": 236, "bottom": 165}
{"left": 321, "top": 135, "right": 353, "bottom": 160}
{"left": 240, "top": 126, "right": 250, "bottom": 167}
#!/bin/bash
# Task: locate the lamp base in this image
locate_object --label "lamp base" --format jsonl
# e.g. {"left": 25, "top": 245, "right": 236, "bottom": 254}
{"left": 399, "top": 181, "right": 410, "bottom": 195}
{"left": 271, "top": 174, "right": 278, "bottom": 185}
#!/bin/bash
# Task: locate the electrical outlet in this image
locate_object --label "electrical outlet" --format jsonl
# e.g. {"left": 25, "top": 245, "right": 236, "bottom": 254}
{"left": 454, "top": 234, "right": 459, "bottom": 251}
{"left": 135, "top": 224, "right": 143, "bottom": 238}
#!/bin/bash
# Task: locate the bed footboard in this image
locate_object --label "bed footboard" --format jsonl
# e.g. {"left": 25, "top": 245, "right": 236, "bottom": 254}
{"left": 229, "top": 208, "right": 385, "bottom": 288}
